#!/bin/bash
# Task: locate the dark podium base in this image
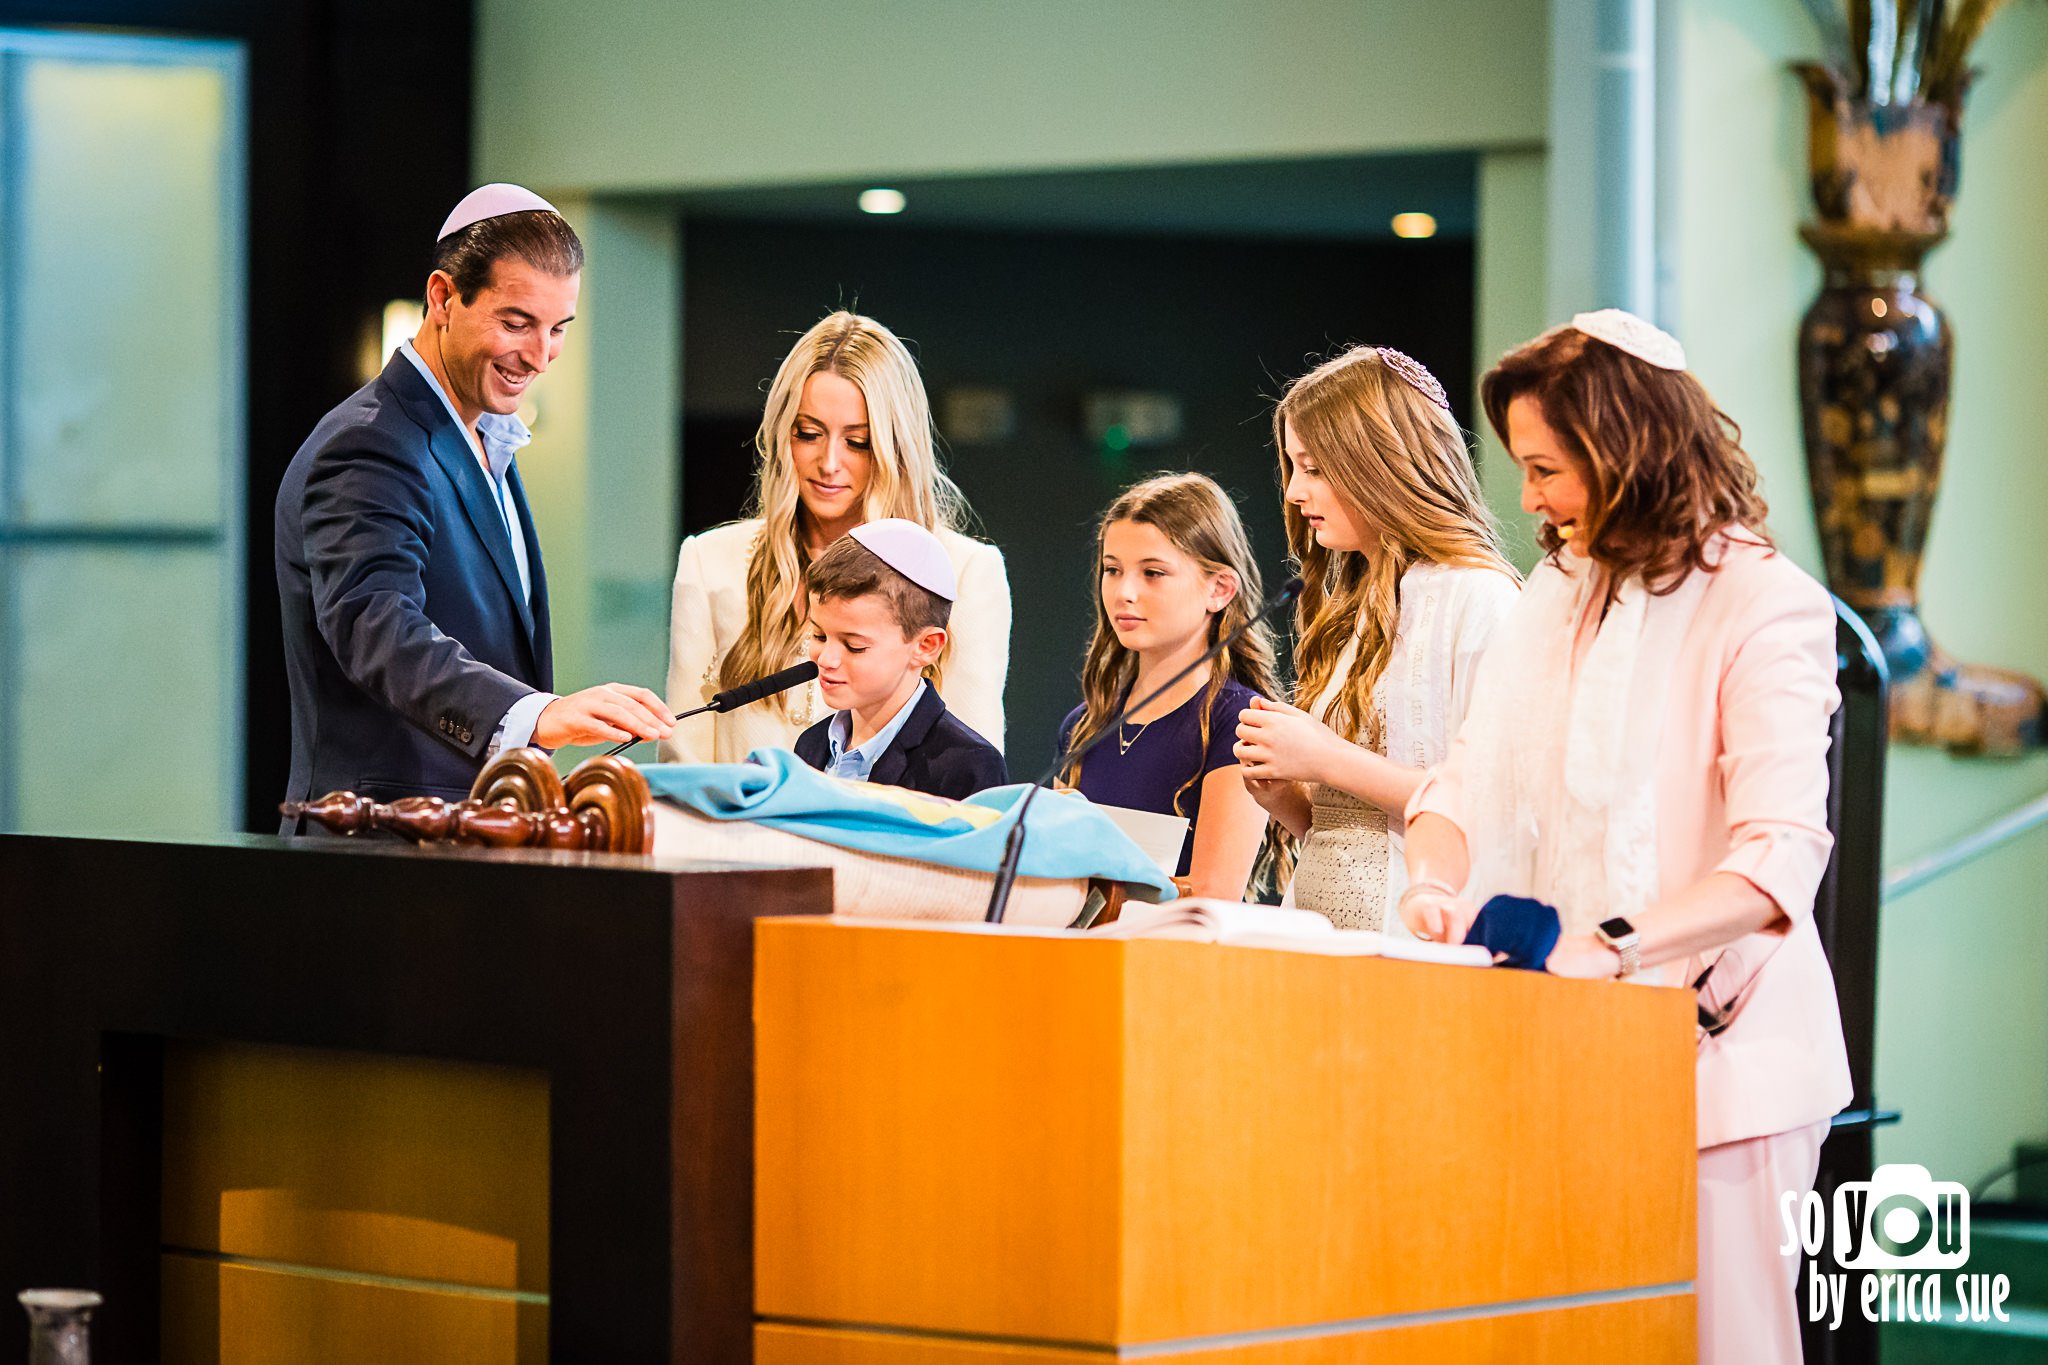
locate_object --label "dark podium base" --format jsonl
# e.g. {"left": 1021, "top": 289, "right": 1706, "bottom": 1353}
{"left": 0, "top": 833, "right": 830, "bottom": 1364}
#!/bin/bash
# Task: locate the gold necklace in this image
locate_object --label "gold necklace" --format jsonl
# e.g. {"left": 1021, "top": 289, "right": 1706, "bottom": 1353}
{"left": 1117, "top": 716, "right": 1154, "bottom": 756}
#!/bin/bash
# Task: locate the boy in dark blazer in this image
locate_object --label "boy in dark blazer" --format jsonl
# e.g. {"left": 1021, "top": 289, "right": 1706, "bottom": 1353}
{"left": 793, "top": 520, "right": 1007, "bottom": 801}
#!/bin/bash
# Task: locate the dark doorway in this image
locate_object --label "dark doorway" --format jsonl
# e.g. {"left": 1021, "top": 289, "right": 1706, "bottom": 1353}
{"left": 680, "top": 215, "right": 1475, "bottom": 776}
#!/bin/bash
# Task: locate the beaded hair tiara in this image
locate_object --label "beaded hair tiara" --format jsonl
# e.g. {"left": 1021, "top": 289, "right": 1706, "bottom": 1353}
{"left": 1373, "top": 347, "right": 1452, "bottom": 411}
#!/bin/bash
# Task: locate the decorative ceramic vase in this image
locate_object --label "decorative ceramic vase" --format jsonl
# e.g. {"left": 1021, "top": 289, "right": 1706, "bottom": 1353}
{"left": 1795, "top": 64, "right": 2043, "bottom": 754}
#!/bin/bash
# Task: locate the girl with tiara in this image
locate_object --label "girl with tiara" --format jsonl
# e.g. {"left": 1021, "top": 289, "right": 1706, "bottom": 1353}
{"left": 1056, "top": 473, "right": 1284, "bottom": 900}
{"left": 663, "top": 312, "right": 1011, "bottom": 763}
{"left": 1233, "top": 346, "right": 1519, "bottom": 931}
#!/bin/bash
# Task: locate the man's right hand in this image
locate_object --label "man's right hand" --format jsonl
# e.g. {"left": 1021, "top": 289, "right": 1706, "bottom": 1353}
{"left": 533, "top": 683, "right": 676, "bottom": 749}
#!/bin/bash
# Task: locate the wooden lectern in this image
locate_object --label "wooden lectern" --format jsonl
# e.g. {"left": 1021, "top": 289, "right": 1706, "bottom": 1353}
{"left": 753, "top": 919, "right": 1697, "bottom": 1362}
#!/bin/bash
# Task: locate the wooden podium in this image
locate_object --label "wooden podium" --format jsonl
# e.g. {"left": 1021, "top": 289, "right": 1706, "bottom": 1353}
{"left": 753, "top": 919, "right": 1698, "bottom": 1362}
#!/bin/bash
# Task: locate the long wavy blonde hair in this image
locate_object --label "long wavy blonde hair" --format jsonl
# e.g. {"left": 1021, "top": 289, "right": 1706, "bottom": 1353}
{"left": 722, "top": 311, "right": 969, "bottom": 710}
{"left": 1274, "top": 347, "right": 1516, "bottom": 748}
{"left": 1062, "top": 473, "right": 1292, "bottom": 893}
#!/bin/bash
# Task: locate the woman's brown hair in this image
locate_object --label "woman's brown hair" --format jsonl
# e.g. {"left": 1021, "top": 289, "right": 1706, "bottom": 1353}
{"left": 1480, "top": 327, "right": 1770, "bottom": 592}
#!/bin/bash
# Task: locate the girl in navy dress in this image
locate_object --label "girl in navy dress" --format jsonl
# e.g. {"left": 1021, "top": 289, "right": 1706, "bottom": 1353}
{"left": 1056, "top": 473, "right": 1284, "bottom": 899}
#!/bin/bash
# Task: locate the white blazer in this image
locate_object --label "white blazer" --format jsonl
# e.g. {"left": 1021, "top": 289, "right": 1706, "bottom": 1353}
{"left": 661, "top": 518, "right": 1011, "bottom": 764}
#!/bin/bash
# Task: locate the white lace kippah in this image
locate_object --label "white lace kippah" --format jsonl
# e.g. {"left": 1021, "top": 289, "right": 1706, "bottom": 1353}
{"left": 849, "top": 518, "right": 958, "bottom": 601}
{"left": 1567, "top": 308, "right": 1687, "bottom": 370}
{"left": 438, "top": 183, "right": 560, "bottom": 241}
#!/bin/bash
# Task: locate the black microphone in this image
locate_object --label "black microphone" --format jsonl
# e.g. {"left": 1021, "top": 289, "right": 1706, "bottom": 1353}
{"left": 709, "top": 659, "right": 821, "bottom": 712}
{"left": 983, "top": 576, "right": 1304, "bottom": 924}
{"left": 603, "top": 660, "right": 821, "bottom": 757}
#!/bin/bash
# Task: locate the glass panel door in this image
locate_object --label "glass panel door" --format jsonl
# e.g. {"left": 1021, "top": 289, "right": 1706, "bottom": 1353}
{"left": 0, "top": 30, "right": 245, "bottom": 835}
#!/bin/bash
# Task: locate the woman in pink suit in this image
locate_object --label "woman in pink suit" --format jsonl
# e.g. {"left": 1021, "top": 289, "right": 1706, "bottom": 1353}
{"left": 1398, "top": 310, "right": 1851, "bottom": 1365}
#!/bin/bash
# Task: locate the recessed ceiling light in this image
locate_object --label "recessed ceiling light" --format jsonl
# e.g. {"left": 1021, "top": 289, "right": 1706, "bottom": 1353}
{"left": 859, "top": 188, "right": 907, "bottom": 215}
{"left": 1391, "top": 211, "right": 1437, "bottom": 239}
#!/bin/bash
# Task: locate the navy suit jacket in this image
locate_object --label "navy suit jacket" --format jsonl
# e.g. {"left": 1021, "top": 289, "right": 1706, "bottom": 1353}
{"left": 275, "top": 353, "right": 553, "bottom": 829}
{"left": 794, "top": 685, "right": 1008, "bottom": 802}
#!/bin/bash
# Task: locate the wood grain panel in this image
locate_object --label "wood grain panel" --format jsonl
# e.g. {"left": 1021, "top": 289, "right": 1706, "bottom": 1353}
{"left": 160, "top": 1041, "right": 548, "bottom": 1292}
{"left": 161, "top": 1253, "right": 547, "bottom": 1364}
{"left": 1119, "top": 941, "right": 1695, "bottom": 1339}
{"left": 757, "top": 1321, "right": 1105, "bottom": 1362}
{"left": 754, "top": 923, "right": 1128, "bottom": 1341}
{"left": 754, "top": 919, "right": 1695, "bottom": 1347}
{"left": 754, "top": 1293, "right": 1693, "bottom": 1362}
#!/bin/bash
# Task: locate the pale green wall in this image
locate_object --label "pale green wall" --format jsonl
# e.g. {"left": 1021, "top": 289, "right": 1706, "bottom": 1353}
{"left": 1475, "top": 148, "right": 1549, "bottom": 568}
{"left": 1667, "top": 0, "right": 1822, "bottom": 568}
{"left": 1669, "top": 0, "right": 2048, "bottom": 1191}
{"left": 475, "top": 0, "right": 1547, "bottom": 191}
{"left": 478, "top": 0, "right": 1554, "bottom": 714}
{"left": 581, "top": 202, "right": 680, "bottom": 698}
{"left": 514, "top": 196, "right": 681, "bottom": 765}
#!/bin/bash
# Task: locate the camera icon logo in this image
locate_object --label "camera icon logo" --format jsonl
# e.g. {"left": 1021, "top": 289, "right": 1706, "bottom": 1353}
{"left": 1833, "top": 1163, "right": 1969, "bottom": 1271}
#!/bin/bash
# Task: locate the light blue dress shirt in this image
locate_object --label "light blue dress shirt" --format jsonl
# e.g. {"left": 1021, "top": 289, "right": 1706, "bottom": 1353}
{"left": 397, "top": 341, "right": 554, "bottom": 752}
{"left": 824, "top": 681, "right": 927, "bottom": 782}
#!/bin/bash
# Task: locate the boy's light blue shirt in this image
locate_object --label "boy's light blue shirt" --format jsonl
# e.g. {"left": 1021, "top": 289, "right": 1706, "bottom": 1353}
{"left": 824, "top": 681, "right": 927, "bottom": 782}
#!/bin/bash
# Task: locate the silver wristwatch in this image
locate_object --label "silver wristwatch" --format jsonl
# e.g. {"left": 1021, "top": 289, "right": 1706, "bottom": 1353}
{"left": 1593, "top": 916, "right": 1641, "bottom": 977}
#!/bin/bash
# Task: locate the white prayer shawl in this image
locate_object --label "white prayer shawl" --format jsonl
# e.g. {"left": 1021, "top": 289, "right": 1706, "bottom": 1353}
{"left": 1457, "top": 548, "right": 1711, "bottom": 971}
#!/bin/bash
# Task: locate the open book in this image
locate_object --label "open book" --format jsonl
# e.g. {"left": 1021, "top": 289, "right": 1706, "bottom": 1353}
{"left": 1092, "top": 898, "right": 1493, "bottom": 966}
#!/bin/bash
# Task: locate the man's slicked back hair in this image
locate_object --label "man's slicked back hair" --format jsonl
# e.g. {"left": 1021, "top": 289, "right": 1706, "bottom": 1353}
{"left": 432, "top": 209, "right": 584, "bottom": 303}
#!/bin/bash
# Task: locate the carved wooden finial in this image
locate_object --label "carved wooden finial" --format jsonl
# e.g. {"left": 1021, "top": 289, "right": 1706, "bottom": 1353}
{"left": 280, "top": 749, "right": 655, "bottom": 854}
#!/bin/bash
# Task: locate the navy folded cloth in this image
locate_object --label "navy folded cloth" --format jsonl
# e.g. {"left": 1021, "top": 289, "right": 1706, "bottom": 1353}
{"left": 1463, "top": 894, "right": 1562, "bottom": 970}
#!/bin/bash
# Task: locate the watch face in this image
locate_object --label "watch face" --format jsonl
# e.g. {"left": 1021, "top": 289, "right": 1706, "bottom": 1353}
{"left": 1598, "top": 916, "right": 1635, "bottom": 940}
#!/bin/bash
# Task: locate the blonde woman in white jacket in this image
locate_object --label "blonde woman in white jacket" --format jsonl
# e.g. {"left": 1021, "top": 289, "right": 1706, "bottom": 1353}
{"left": 663, "top": 312, "right": 1011, "bottom": 764}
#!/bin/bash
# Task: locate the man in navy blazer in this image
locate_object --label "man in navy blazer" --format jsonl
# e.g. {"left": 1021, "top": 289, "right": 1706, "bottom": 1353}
{"left": 275, "top": 185, "right": 671, "bottom": 829}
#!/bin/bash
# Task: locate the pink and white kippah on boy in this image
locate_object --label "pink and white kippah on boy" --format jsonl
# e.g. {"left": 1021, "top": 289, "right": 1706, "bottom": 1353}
{"left": 848, "top": 519, "right": 957, "bottom": 602}
{"left": 437, "top": 183, "right": 560, "bottom": 242}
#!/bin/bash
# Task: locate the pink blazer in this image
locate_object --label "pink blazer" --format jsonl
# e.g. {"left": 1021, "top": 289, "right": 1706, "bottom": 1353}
{"left": 1412, "top": 540, "right": 1853, "bottom": 1149}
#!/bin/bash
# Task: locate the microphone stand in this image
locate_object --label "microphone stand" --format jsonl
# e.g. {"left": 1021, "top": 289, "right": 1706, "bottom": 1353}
{"left": 603, "top": 703, "right": 713, "bottom": 758}
{"left": 982, "top": 577, "right": 1302, "bottom": 924}
{"left": 602, "top": 661, "right": 821, "bottom": 758}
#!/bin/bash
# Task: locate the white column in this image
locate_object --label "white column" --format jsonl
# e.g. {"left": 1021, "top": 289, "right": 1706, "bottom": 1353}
{"left": 519, "top": 196, "right": 680, "bottom": 705}
{"left": 1548, "top": 0, "right": 1659, "bottom": 321}
{"left": 1476, "top": 149, "right": 1550, "bottom": 571}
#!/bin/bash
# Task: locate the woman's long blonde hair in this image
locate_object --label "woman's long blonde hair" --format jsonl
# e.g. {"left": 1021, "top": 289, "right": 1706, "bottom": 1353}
{"left": 1274, "top": 347, "right": 1516, "bottom": 747}
{"left": 1062, "top": 473, "right": 1291, "bottom": 893}
{"left": 722, "top": 311, "right": 968, "bottom": 708}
